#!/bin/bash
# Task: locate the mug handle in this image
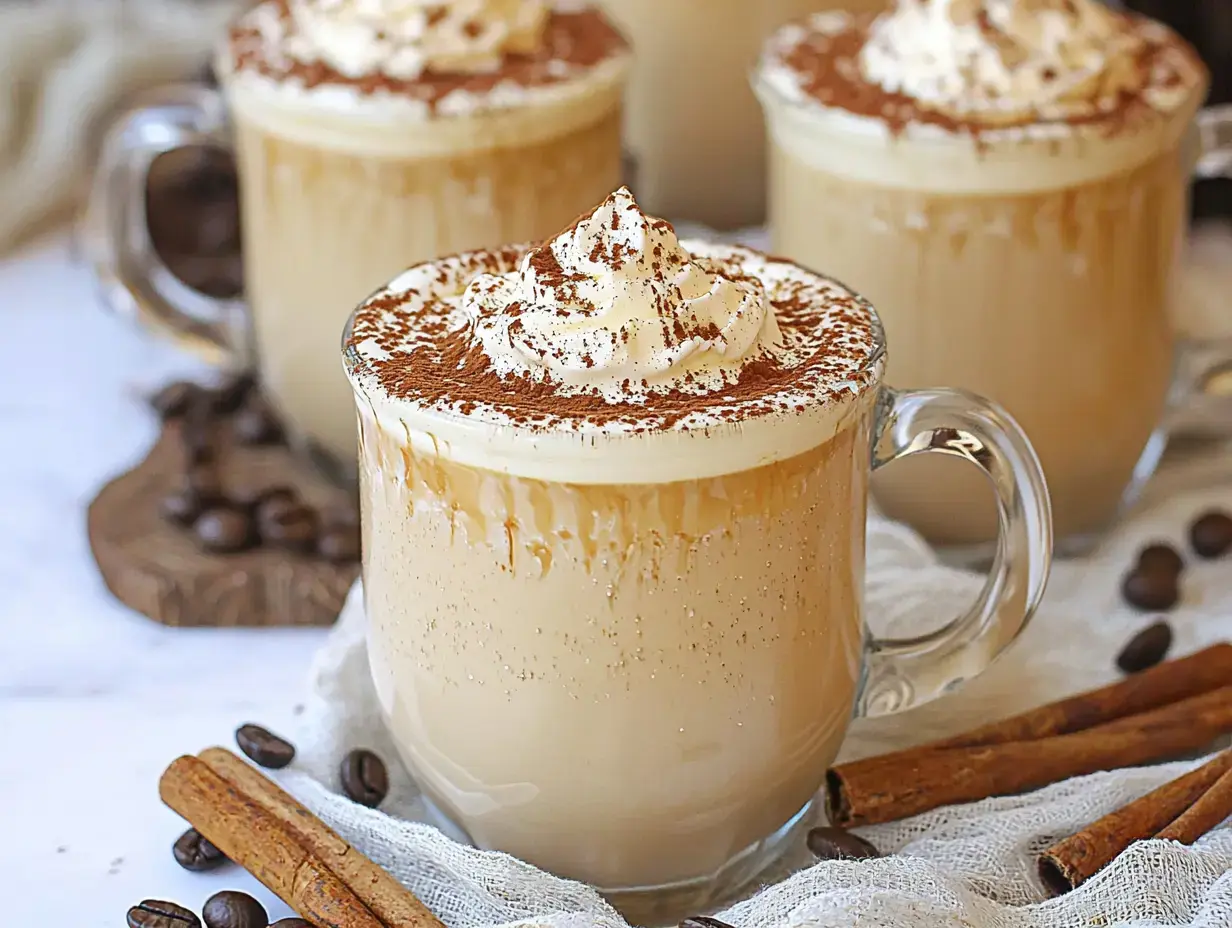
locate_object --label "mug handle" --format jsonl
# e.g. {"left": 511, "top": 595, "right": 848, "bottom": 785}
{"left": 79, "top": 83, "right": 246, "bottom": 367}
{"left": 856, "top": 387, "right": 1053, "bottom": 718}
{"left": 1165, "top": 104, "right": 1232, "bottom": 435}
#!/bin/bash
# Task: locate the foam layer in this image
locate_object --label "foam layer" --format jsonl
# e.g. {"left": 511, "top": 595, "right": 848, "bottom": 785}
{"left": 754, "top": 5, "right": 1207, "bottom": 193}
{"left": 344, "top": 193, "right": 884, "bottom": 483}
{"left": 219, "top": 2, "right": 630, "bottom": 127}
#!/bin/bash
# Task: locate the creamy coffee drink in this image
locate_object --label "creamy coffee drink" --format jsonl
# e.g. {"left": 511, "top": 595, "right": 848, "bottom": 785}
{"left": 345, "top": 188, "right": 885, "bottom": 897}
{"left": 756, "top": 0, "right": 1209, "bottom": 548}
{"left": 215, "top": 0, "right": 630, "bottom": 467}
{"left": 597, "top": 0, "right": 888, "bottom": 230}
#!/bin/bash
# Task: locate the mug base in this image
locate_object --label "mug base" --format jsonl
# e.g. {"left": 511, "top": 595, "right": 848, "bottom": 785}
{"left": 418, "top": 796, "right": 817, "bottom": 928}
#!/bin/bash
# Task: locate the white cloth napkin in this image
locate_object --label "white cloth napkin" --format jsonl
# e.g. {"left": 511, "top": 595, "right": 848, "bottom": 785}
{"left": 0, "top": 0, "right": 238, "bottom": 253}
{"left": 272, "top": 440, "right": 1232, "bottom": 928}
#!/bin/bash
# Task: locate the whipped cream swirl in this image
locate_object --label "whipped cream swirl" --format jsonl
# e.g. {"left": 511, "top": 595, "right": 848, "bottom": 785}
{"left": 276, "top": 0, "right": 549, "bottom": 80}
{"left": 464, "top": 188, "right": 783, "bottom": 400}
{"left": 860, "top": 0, "right": 1150, "bottom": 123}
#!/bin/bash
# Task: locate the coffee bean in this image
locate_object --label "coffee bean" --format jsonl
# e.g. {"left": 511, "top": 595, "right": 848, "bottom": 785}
{"left": 236, "top": 723, "right": 296, "bottom": 769}
{"left": 202, "top": 891, "right": 267, "bottom": 928}
{"left": 172, "top": 828, "right": 227, "bottom": 872}
{"left": 806, "top": 826, "right": 881, "bottom": 861}
{"left": 270, "top": 921, "right": 311, "bottom": 928}
{"left": 1136, "top": 542, "right": 1184, "bottom": 577}
{"left": 233, "top": 398, "right": 284, "bottom": 446}
{"left": 340, "top": 749, "right": 389, "bottom": 807}
{"left": 151, "top": 382, "right": 201, "bottom": 421}
{"left": 257, "top": 497, "right": 318, "bottom": 553}
{"left": 161, "top": 485, "right": 204, "bottom": 526}
{"left": 679, "top": 918, "right": 735, "bottom": 928}
{"left": 231, "top": 484, "right": 297, "bottom": 512}
{"left": 1120, "top": 566, "right": 1179, "bottom": 612}
{"left": 188, "top": 462, "right": 224, "bottom": 505}
{"left": 1190, "top": 510, "right": 1232, "bottom": 559}
{"left": 1117, "top": 620, "right": 1174, "bottom": 674}
{"left": 318, "top": 523, "right": 361, "bottom": 563}
{"left": 182, "top": 393, "right": 218, "bottom": 464}
{"left": 194, "top": 506, "right": 256, "bottom": 554}
{"left": 212, "top": 372, "right": 257, "bottom": 415}
{"left": 127, "top": 900, "right": 201, "bottom": 928}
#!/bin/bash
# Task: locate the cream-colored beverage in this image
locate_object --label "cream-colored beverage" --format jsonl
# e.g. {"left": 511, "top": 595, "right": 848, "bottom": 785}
{"left": 597, "top": 0, "right": 888, "bottom": 230}
{"left": 755, "top": 0, "right": 1210, "bottom": 549}
{"left": 344, "top": 188, "right": 1053, "bottom": 918}
{"left": 87, "top": 0, "right": 629, "bottom": 472}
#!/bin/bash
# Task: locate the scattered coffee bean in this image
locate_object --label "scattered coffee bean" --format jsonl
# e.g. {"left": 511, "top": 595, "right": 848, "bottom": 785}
{"left": 318, "top": 522, "right": 361, "bottom": 564}
{"left": 270, "top": 921, "right": 311, "bottom": 928}
{"left": 202, "top": 890, "right": 267, "bottom": 928}
{"left": 1117, "top": 620, "right": 1174, "bottom": 674}
{"left": 188, "top": 462, "right": 224, "bottom": 504}
{"left": 340, "top": 749, "right": 389, "bottom": 807}
{"left": 233, "top": 397, "right": 283, "bottom": 446}
{"left": 257, "top": 495, "right": 319, "bottom": 553}
{"left": 230, "top": 484, "right": 296, "bottom": 512}
{"left": 236, "top": 723, "right": 296, "bottom": 769}
{"left": 151, "top": 382, "right": 201, "bottom": 421}
{"left": 806, "top": 826, "right": 881, "bottom": 861}
{"left": 679, "top": 918, "right": 735, "bottom": 928}
{"left": 161, "top": 484, "right": 205, "bottom": 526}
{"left": 211, "top": 372, "right": 257, "bottom": 415}
{"left": 127, "top": 900, "right": 201, "bottom": 928}
{"left": 194, "top": 506, "right": 256, "bottom": 554}
{"left": 1190, "top": 510, "right": 1232, "bottom": 559}
{"left": 1120, "top": 566, "right": 1179, "bottom": 612}
{"left": 172, "top": 828, "right": 227, "bottom": 872}
{"left": 182, "top": 393, "right": 218, "bottom": 464}
{"left": 1136, "top": 542, "right": 1184, "bottom": 577}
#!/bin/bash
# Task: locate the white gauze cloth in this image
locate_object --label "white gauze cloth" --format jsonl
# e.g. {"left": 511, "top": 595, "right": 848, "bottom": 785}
{"left": 273, "top": 438, "right": 1232, "bottom": 928}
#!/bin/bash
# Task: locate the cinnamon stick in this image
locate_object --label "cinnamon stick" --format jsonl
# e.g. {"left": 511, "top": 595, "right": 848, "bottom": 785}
{"left": 875, "top": 644, "right": 1232, "bottom": 759}
{"left": 1156, "top": 763, "right": 1232, "bottom": 843}
{"left": 198, "top": 748, "right": 443, "bottom": 928}
{"left": 161, "top": 755, "right": 386, "bottom": 928}
{"left": 1038, "top": 749, "right": 1232, "bottom": 892}
{"left": 827, "top": 684, "right": 1232, "bottom": 827}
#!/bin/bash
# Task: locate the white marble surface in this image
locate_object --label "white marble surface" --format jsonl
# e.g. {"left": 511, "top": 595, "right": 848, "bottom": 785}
{"left": 0, "top": 236, "right": 324, "bottom": 923}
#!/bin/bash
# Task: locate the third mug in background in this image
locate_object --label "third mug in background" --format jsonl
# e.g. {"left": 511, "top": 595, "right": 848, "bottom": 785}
{"left": 597, "top": 0, "right": 889, "bottom": 231}
{"left": 83, "top": 0, "right": 630, "bottom": 478}
{"left": 755, "top": 0, "right": 1232, "bottom": 555}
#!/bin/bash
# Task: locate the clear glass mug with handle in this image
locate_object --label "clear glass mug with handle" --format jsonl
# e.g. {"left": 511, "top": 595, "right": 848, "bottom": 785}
{"left": 756, "top": 14, "right": 1232, "bottom": 558}
{"left": 342, "top": 221, "right": 1054, "bottom": 924}
{"left": 79, "top": 27, "right": 629, "bottom": 481}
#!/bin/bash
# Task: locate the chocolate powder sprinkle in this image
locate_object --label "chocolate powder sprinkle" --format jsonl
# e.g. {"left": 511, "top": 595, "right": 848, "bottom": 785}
{"left": 345, "top": 242, "right": 882, "bottom": 435}
{"left": 226, "top": 2, "right": 628, "bottom": 112}
{"left": 765, "top": 10, "right": 1206, "bottom": 139}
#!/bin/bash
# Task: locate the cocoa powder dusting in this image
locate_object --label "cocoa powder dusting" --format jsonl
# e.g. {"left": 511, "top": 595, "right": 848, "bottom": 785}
{"left": 346, "top": 242, "right": 880, "bottom": 434}
{"left": 227, "top": 2, "right": 627, "bottom": 110}
{"left": 774, "top": 11, "right": 1205, "bottom": 139}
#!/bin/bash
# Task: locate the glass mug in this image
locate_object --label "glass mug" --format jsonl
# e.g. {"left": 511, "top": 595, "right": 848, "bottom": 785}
{"left": 343, "top": 243, "right": 1053, "bottom": 923}
{"left": 594, "top": 0, "right": 889, "bottom": 230}
{"left": 757, "top": 61, "right": 1232, "bottom": 558}
{"left": 81, "top": 64, "right": 625, "bottom": 479}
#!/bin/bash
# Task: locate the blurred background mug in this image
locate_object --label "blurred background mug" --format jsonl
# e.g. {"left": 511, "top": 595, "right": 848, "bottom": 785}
{"left": 598, "top": 0, "right": 889, "bottom": 231}
{"left": 81, "top": 8, "right": 629, "bottom": 481}
{"left": 756, "top": 12, "right": 1232, "bottom": 558}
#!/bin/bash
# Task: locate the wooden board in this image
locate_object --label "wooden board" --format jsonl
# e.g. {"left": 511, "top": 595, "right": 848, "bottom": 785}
{"left": 87, "top": 416, "right": 359, "bottom": 627}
